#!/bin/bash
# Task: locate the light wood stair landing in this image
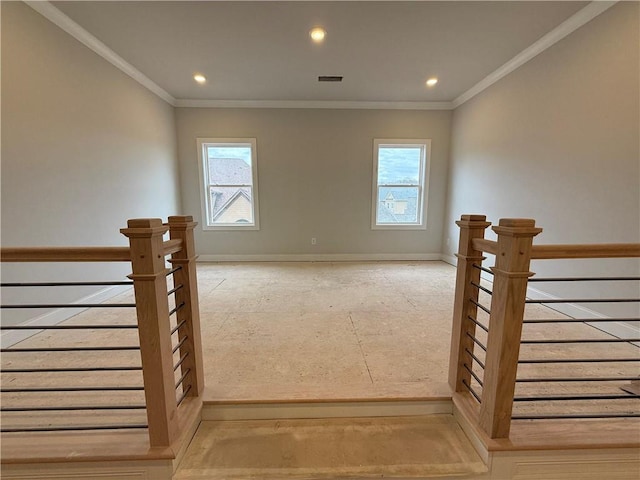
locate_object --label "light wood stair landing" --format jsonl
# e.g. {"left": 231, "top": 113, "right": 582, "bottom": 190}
{"left": 174, "top": 414, "right": 488, "bottom": 480}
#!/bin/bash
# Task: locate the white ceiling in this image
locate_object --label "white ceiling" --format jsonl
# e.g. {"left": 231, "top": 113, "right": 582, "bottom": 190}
{"left": 46, "top": 1, "right": 594, "bottom": 106}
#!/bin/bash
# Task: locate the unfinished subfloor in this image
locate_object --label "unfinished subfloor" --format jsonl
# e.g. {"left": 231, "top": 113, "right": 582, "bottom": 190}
{"left": 197, "top": 261, "right": 456, "bottom": 402}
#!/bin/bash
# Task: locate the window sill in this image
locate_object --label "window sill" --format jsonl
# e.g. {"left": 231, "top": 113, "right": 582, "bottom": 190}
{"left": 372, "top": 224, "right": 427, "bottom": 231}
{"left": 202, "top": 225, "right": 260, "bottom": 231}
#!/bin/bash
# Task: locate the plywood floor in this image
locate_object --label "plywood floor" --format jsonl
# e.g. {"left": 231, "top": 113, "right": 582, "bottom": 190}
{"left": 197, "top": 261, "right": 456, "bottom": 401}
{"left": 2, "top": 261, "right": 638, "bottom": 431}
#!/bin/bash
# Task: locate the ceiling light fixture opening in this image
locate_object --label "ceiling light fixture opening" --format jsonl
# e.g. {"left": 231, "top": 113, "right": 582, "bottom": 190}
{"left": 310, "top": 27, "right": 326, "bottom": 43}
{"left": 426, "top": 77, "right": 438, "bottom": 87}
{"left": 194, "top": 74, "right": 207, "bottom": 84}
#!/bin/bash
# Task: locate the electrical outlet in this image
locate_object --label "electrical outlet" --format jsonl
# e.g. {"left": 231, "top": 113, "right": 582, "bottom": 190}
{"left": 311, "top": 237, "right": 317, "bottom": 245}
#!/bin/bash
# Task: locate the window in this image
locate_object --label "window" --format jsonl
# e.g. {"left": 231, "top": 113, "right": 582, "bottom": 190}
{"left": 372, "top": 139, "right": 430, "bottom": 229}
{"left": 197, "top": 138, "right": 259, "bottom": 230}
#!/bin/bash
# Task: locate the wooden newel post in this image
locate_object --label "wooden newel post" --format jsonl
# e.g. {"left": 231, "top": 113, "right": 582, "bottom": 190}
{"left": 167, "top": 215, "right": 204, "bottom": 397}
{"left": 479, "top": 218, "right": 542, "bottom": 438}
{"left": 449, "top": 214, "right": 491, "bottom": 392}
{"left": 121, "top": 219, "right": 179, "bottom": 447}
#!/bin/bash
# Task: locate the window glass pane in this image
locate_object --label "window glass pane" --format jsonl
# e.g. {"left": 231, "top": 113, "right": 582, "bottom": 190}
{"left": 207, "top": 146, "right": 252, "bottom": 186}
{"left": 377, "top": 147, "right": 421, "bottom": 185}
{"left": 209, "top": 186, "right": 254, "bottom": 224}
{"left": 377, "top": 186, "right": 419, "bottom": 224}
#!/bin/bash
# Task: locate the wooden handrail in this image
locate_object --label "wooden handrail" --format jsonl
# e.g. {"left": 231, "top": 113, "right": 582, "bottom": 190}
{"left": 162, "top": 239, "right": 183, "bottom": 257}
{"left": 471, "top": 238, "right": 498, "bottom": 255}
{"left": 0, "top": 237, "right": 186, "bottom": 263}
{"left": 468, "top": 240, "right": 640, "bottom": 259}
{"left": 0, "top": 246, "right": 131, "bottom": 262}
{"left": 531, "top": 243, "right": 640, "bottom": 259}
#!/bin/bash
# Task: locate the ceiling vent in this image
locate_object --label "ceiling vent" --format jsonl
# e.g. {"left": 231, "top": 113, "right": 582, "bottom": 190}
{"left": 318, "top": 76, "right": 343, "bottom": 82}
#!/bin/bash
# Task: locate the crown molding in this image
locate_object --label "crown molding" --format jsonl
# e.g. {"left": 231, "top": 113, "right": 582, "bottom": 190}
{"left": 26, "top": 1, "right": 616, "bottom": 112}
{"left": 452, "top": 1, "right": 618, "bottom": 108}
{"left": 25, "top": 1, "right": 177, "bottom": 106}
{"left": 175, "top": 99, "right": 453, "bottom": 110}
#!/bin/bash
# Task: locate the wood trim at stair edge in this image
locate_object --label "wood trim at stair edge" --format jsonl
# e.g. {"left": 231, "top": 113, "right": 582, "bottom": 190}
{"left": 171, "top": 396, "right": 203, "bottom": 472}
{"left": 452, "top": 392, "right": 492, "bottom": 465}
{"left": 1, "top": 399, "right": 203, "bottom": 466}
{"left": 452, "top": 392, "right": 640, "bottom": 454}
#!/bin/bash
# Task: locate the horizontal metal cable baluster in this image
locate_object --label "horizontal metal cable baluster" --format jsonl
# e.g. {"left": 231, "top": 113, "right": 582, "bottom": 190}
{"left": 1, "top": 424, "right": 148, "bottom": 433}
{"left": 472, "top": 264, "right": 493, "bottom": 275}
{"left": 1, "top": 366, "right": 141, "bottom": 373}
{"left": 167, "top": 284, "right": 184, "bottom": 296}
{"left": 514, "top": 394, "right": 640, "bottom": 402}
{"left": 166, "top": 266, "right": 183, "bottom": 276}
{"left": 470, "top": 281, "right": 492, "bottom": 296}
{"left": 513, "top": 413, "right": 640, "bottom": 420}
{"left": 466, "top": 332, "right": 487, "bottom": 352}
{"left": 1, "top": 346, "right": 140, "bottom": 353}
{"left": 177, "top": 384, "right": 192, "bottom": 407}
{"left": 1, "top": 405, "right": 146, "bottom": 412}
{"left": 522, "top": 338, "right": 640, "bottom": 344}
{"left": 469, "top": 299, "right": 491, "bottom": 315}
{"left": 175, "top": 368, "right": 191, "bottom": 390}
{"left": 517, "top": 376, "right": 640, "bottom": 383}
{"left": 525, "top": 298, "right": 639, "bottom": 304}
{"left": 171, "top": 319, "right": 187, "bottom": 336}
{"left": 1, "top": 386, "right": 144, "bottom": 393}
{"left": 0, "top": 324, "right": 138, "bottom": 330}
{"left": 462, "top": 379, "right": 482, "bottom": 403}
{"left": 529, "top": 277, "right": 640, "bottom": 283}
{"left": 463, "top": 363, "right": 484, "bottom": 387}
{"left": 1, "top": 281, "right": 133, "bottom": 287}
{"left": 465, "top": 348, "right": 486, "bottom": 369}
{"left": 174, "top": 352, "right": 189, "bottom": 372}
{"left": 1, "top": 303, "right": 136, "bottom": 309}
{"left": 524, "top": 318, "right": 639, "bottom": 324}
{"left": 467, "top": 315, "right": 489, "bottom": 333}
{"left": 169, "top": 302, "right": 186, "bottom": 317}
{"left": 172, "top": 336, "right": 188, "bottom": 354}
{"left": 519, "top": 357, "right": 640, "bottom": 364}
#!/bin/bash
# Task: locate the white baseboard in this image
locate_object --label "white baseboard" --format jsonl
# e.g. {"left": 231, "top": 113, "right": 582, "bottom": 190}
{"left": 197, "top": 253, "right": 443, "bottom": 262}
{"left": 441, "top": 254, "right": 457, "bottom": 267}
{"left": 1, "top": 285, "right": 132, "bottom": 349}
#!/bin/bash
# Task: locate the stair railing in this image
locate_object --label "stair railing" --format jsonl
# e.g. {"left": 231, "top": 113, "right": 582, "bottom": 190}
{"left": 1, "top": 216, "right": 203, "bottom": 449}
{"left": 449, "top": 214, "right": 640, "bottom": 439}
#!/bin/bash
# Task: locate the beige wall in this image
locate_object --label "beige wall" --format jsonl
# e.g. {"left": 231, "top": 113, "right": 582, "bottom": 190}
{"left": 177, "top": 108, "right": 451, "bottom": 257}
{"left": 1, "top": 2, "right": 181, "bottom": 326}
{"left": 443, "top": 3, "right": 639, "bottom": 321}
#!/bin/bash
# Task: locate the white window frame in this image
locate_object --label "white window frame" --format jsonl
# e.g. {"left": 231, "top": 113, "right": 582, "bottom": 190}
{"left": 197, "top": 137, "right": 260, "bottom": 231}
{"left": 371, "top": 138, "right": 430, "bottom": 230}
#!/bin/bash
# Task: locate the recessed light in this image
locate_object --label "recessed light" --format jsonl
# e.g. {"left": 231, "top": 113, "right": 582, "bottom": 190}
{"left": 310, "top": 27, "right": 326, "bottom": 43}
{"left": 426, "top": 77, "right": 438, "bottom": 87}
{"left": 194, "top": 74, "right": 206, "bottom": 84}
